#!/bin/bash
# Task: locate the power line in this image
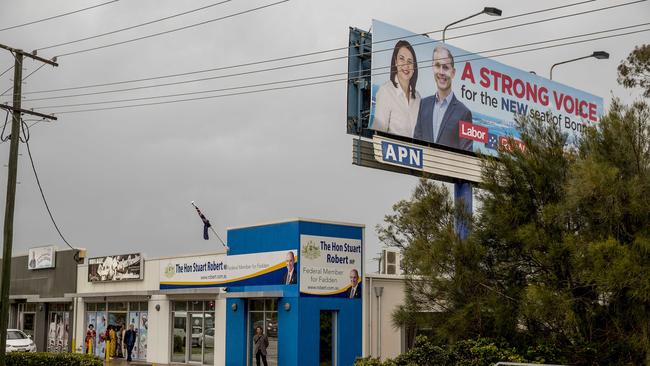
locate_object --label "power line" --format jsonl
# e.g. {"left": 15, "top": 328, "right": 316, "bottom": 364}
{"left": 54, "top": 0, "right": 290, "bottom": 58}
{"left": 36, "top": 0, "right": 232, "bottom": 51}
{"left": 0, "top": 0, "right": 120, "bottom": 32}
{"left": 18, "top": 0, "right": 608, "bottom": 96}
{"left": 0, "top": 66, "right": 13, "bottom": 78}
{"left": 20, "top": 122, "right": 75, "bottom": 250}
{"left": 18, "top": 0, "right": 646, "bottom": 104}
{"left": 51, "top": 26, "right": 650, "bottom": 115}
{"left": 0, "top": 63, "right": 48, "bottom": 97}
{"left": 35, "top": 22, "right": 650, "bottom": 110}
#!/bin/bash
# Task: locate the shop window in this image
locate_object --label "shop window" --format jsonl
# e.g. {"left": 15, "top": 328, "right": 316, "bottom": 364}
{"left": 97, "top": 303, "right": 106, "bottom": 311}
{"left": 206, "top": 300, "right": 215, "bottom": 312}
{"left": 139, "top": 302, "right": 148, "bottom": 311}
{"left": 190, "top": 301, "right": 203, "bottom": 312}
{"left": 173, "top": 301, "right": 187, "bottom": 311}
{"left": 249, "top": 300, "right": 264, "bottom": 311}
{"left": 86, "top": 303, "right": 97, "bottom": 312}
{"left": 129, "top": 302, "right": 140, "bottom": 311}
{"left": 265, "top": 299, "right": 277, "bottom": 311}
{"left": 25, "top": 303, "right": 38, "bottom": 312}
{"left": 108, "top": 302, "right": 127, "bottom": 311}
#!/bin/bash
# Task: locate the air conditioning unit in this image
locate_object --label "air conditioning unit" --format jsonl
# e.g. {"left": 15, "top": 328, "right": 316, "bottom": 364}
{"left": 381, "top": 249, "right": 401, "bottom": 275}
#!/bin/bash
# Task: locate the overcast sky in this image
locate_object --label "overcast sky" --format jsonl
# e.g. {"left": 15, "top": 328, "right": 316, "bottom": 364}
{"left": 0, "top": 0, "right": 648, "bottom": 270}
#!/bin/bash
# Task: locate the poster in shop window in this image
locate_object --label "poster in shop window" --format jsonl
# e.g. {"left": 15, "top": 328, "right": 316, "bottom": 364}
{"left": 85, "top": 313, "right": 97, "bottom": 354}
{"left": 138, "top": 312, "right": 148, "bottom": 360}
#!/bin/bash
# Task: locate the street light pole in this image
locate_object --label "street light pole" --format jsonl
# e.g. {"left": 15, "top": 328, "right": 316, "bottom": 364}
{"left": 440, "top": 7, "right": 501, "bottom": 240}
{"left": 442, "top": 7, "right": 502, "bottom": 43}
{"left": 550, "top": 51, "right": 609, "bottom": 80}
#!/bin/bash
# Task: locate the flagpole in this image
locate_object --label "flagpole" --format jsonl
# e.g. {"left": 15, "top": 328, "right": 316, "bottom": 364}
{"left": 191, "top": 201, "right": 229, "bottom": 251}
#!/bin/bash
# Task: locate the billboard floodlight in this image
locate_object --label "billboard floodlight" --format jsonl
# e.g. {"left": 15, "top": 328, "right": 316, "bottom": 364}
{"left": 550, "top": 51, "right": 610, "bottom": 79}
{"left": 442, "top": 7, "right": 503, "bottom": 43}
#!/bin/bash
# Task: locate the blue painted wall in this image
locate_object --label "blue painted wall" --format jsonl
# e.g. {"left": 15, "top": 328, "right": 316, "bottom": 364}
{"left": 227, "top": 221, "right": 300, "bottom": 255}
{"left": 225, "top": 219, "right": 363, "bottom": 366}
{"left": 298, "top": 297, "right": 362, "bottom": 366}
{"left": 225, "top": 298, "right": 247, "bottom": 366}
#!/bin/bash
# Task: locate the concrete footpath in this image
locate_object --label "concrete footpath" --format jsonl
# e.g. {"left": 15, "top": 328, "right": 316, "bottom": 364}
{"left": 104, "top": 359, "right": 166, "bottom": 366}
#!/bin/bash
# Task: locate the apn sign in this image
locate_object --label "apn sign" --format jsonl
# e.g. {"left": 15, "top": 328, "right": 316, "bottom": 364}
{"left": 381, "top": 141, "right": 423, "bottom": 169}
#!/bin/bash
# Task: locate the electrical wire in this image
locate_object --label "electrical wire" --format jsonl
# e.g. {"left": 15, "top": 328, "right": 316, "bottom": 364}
{"left": 36, "top": 0, "right": 232, "bottom": 51}
{"left": 19, "top": 0, "right": 613, "bottom": 96}
{"left": 20, "top": 121, "right": 75, "bottom": 250}
{"left": 18, "top": 0, "right": 647, "bottom": 104}
{"left": 0, "top": 66, "right": 14, "bottom": 78}
{"left": 51, "top": 26, "right": 650, "bottom": 115}
{"left": 54, "top": 0, "right": 290, "bottom": 58}
{"left": 0, "top": 63, "right": 47, "bottom": 97}
{"left": 35, "top": 22, "right": 650, "bottom": 110}
{"left": 0, "top": 0, "right": 120, "bottom": 32}
{"left": 0, "top": 111, "right": 10, "bottom": 142}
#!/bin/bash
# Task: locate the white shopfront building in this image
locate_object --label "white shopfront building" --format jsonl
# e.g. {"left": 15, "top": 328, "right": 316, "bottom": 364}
{"left": 70, "top": 252, "right": 227, "bottom": 365}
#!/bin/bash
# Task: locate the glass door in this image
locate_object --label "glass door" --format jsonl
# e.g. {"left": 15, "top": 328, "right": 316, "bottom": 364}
{"left": 172, "top": 312, "right": 187, "bottom": 363}
{"left": 20, "top": 312, "right": 35, "bottom": 339}
{"left": 190, "top": 313, "right": 203, "bottom": 363}
{"left": 170, "top": 301, "right": 215, "bottom": 364}
{"left": 248, "top": 299, "right": 278, "bottom": 366}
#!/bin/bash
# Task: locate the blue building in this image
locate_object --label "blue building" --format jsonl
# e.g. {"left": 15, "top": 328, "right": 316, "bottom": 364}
{"left": 224, "top": 218, "right": 364, "bottom": 366}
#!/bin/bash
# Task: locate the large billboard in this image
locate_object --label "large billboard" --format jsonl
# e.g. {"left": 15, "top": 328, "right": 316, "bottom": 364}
{"left": 28, "top": 246, "right": 56, "bottom": 270}
{"left": 369, "top": 20, "right": 603, "bottom": 155}
{"left": 88, "top": 253, "right": 143, "bottom": 282}
{"left": 300, "top": 235, "right": 362, "bottom": 298}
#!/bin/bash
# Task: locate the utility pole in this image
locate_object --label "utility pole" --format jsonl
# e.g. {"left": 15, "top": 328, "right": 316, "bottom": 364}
{"left": 0, "top": 44, "right": 57, "bottom": 365}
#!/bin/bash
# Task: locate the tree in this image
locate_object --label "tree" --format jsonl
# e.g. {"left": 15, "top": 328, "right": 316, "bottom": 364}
{"left": 618, "top": 44, "right": 650, "bottom": 97}
{"left": 381, "top": 45, "right": 650, "bottom": 364}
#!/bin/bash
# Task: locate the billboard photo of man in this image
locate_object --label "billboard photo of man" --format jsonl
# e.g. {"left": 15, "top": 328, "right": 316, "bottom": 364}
{"left": 346, "top": 269, "right": 361, "bottom": 299}
{"left": 414, "top": 44, "right": 473, "bottom": 151}
{"left": 283, "top": 251, "right": 297, "bottom": 285}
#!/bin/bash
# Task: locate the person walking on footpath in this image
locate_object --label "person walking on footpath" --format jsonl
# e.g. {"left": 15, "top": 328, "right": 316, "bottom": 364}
{"left": 253, "top": 326, "right": 269, "bottom": 366}
{"left": 124, "top": 323, "right": 137, "bottom": 362}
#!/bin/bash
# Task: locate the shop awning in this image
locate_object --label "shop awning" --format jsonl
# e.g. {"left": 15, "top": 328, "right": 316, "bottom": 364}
{"left": 64, "top": 291, "right": 154, "bottom": 301}
{"left": 219, "top": 290, "right": 283, "bottom": 299}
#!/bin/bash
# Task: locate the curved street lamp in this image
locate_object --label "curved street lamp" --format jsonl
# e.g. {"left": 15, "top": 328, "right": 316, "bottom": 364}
{"left": 442, "top": 7, "right": 502, "bottom": 43}
{"left": 550, "top": 51, "right": 609, "bottom": 80}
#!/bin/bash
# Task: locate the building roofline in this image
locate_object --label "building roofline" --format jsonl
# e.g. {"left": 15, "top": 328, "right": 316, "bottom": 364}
{"left": 227, "top": 217, "right": 365, "bottom": 231}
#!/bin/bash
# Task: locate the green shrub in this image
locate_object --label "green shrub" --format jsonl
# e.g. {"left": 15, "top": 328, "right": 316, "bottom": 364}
{"left": 2, "top": 352, "right": 102, "bottom": 366}
{"left": 355, "top": 336, "right": 527, "bottom": 366}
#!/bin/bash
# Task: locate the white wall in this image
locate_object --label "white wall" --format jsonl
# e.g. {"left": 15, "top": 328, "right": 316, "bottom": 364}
{"left": 76, "top": 259, "right": 161, "bottom": 294}
{"left": 215, "top": 298, "right": 227, "bottom": 366}
{"left": 363, "top": 274, "right": 407, "bottom": 360}
{"left": 147, "top": 295, "right": 170, "bottom": 364}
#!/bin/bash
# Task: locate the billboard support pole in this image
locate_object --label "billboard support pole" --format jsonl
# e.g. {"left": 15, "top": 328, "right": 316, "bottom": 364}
{"left": 454, "top": 181, "right": 473, "bottom": 240}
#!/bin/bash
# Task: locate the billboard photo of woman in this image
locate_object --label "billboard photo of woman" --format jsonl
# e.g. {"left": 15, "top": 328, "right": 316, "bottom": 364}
{"left": 372, "top": 40, "right": 421, "bottom": 138}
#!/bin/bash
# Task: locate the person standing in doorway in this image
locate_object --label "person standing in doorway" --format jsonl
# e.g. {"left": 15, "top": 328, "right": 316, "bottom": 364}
{"left": 124, "top": 323, "right": 137, "bottom": 362}
{"left": 253, "top": 326, "right": 269, "bottom": 366}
